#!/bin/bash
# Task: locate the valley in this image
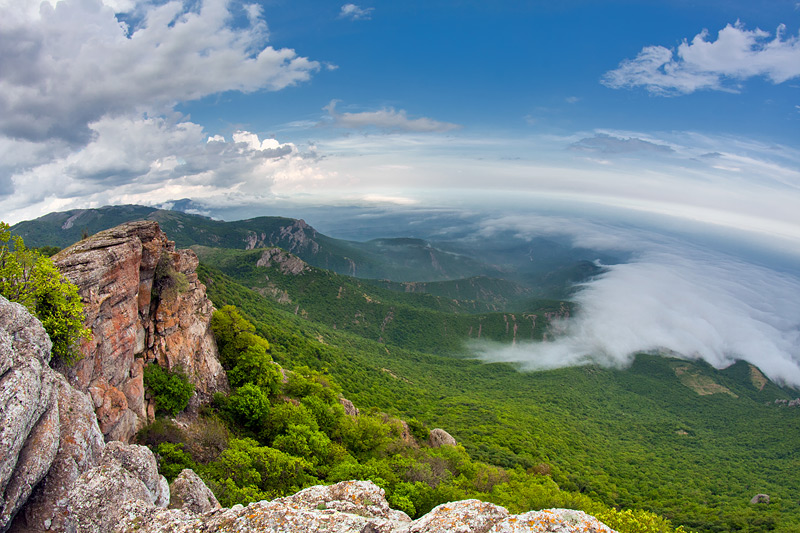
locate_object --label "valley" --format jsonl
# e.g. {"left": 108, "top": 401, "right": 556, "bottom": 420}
{"left": 9, "top": 206, "right": 800, "bottom": 532}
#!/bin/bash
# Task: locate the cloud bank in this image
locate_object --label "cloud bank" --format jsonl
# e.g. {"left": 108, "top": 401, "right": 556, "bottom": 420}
{"left": 0, "top": 0, "right": 326, "bottom": 223}
{"left": 472, "top": 217, "right": 800, "bottom": 388}
{"left": 323, "top": 100, "right": 460, "bottom": 132}
{"left": 603, "top": 21, "right": 800, "bottom": 95}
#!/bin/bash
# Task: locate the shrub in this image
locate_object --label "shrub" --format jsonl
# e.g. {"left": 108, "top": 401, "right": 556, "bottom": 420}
{"left": 143, "top": 364, "right": 195, "bottom": 416}
{"left": 153, "top": 252, "right": 189, "bottom": 299}
{"left": 0, "top": 222, "right": 89, "bottom": 366}
{"left": 156, "top": 442, "right": 196, "bottom": 482}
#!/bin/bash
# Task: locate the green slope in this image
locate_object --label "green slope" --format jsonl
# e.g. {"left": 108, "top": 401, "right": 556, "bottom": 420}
{"left": 193, "top": 245, "right": 566, "bottom": 352}
{"left": 198, "top": 263, "right": 800, "bottom": 532}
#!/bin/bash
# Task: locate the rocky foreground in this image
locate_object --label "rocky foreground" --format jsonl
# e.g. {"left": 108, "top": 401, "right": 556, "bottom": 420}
{"left": 0, "top": 220, "right": 618, "bottom": 532}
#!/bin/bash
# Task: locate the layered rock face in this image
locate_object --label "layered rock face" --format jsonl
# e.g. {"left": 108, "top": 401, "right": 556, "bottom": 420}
{"left": 0, "top": 296, "right": 169, "bottom": 532}
{"left": 52, "top": 221, "right": 228, "bottom": 442}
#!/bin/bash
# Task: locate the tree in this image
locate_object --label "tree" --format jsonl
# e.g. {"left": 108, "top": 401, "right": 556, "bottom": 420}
{"left": 143, "top": 364, "right": 195, "bottom": 416}
{"left": 0, "top": 222, "right": 89, "bottom": 366}
{"left": 211, "top": 305, "right": 270, "bottom": 369}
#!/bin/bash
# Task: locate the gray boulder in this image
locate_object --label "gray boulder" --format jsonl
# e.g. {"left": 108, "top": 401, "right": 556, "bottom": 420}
{"left": 428, "top": 428, "right": 457, "bottom": 447}
{"left": 169, "top": 469, "right": 220, "bottom": 513}
{"left": 0, "top": 298, "right": 60, "bottom": 531}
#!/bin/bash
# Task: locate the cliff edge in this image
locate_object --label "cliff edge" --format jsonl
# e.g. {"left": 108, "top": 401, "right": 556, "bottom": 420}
{"left": 52, "top": 221, "right": 228, "bottom": 442}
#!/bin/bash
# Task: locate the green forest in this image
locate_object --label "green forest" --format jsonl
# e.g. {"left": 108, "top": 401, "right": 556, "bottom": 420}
{"left": 134, "top": 261, "right": 799, "bottom": 533}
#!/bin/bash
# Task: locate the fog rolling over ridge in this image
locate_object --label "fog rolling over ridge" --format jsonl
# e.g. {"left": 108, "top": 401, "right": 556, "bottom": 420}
{"left": 471, "top": 217, "right": 800, "bottom": 388}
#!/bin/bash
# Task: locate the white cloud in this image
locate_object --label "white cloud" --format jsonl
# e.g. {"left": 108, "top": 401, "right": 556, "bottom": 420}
{"left": 571, "top": 133, "right": 675, "bottom": 154}
{"left": 472, "top": 220, "right": 800, "bottom": 387}
{"left": 0, "top": 116, "right": 321, "bottom": 224}
{"left": 0, "top": 0, "right": 319, "bottom": 143}
{"left": 603, "top": 21, "right": 800, "bottom": 95}
{"left": 339, "top": 4, "right": 374, "bottom": 21}
{"left": 323, "top": 100, "right": 461, "bottom": 132}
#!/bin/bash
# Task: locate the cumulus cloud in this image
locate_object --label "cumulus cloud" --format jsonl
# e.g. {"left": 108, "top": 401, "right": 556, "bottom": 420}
{"left": 603, "top": 21, "right": 800, "bottom": 95}
{"left": 323, "top": 100, "right": 461, "bottom": 132}
{"left": 0, "top": 116, "right": 321, "bottom": 223}
{"left": 0, "top": 0, "right": 319, "bottom": 143}
{"left": 339, "top": 3, "right": 374, "bottom": 20}
{"left": 472, "top": 217, "right": 800, "bottom": 387}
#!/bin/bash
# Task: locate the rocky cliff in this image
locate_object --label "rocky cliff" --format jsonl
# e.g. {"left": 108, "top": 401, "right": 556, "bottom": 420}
{"left": 52, "top": 221, "right": 228, "bottom": 442}
{"left": 0, "top": 296, "right": 169, "bottom": 532}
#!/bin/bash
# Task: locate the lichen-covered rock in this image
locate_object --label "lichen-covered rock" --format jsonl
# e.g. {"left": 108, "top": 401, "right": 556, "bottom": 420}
{"left": 0, "top": 297, "right": 60, "bottom": 531}
{"left": 102, "top": 442, "right": 169, "bottom": 507}
{"left": 10, "top": 377, "right": 105, "bottom": 533}
{"left": 488, "top": 509, "right": 616, "bottom": 532}
{"left": 169, "top": 469, "right": 220, "bottom": 513}
{"left": 428, "top": 428, "right": 457, "bottom": 447}
{"left": 116, "top": 480, "right": 618, "bottom": 533}
{"left": 409, "top": 500, "right": 508, "bottom": 533}
{"left": 282, "top": 480, "right": 411, "bottom": 522}
{"left": 63, "top": 462, "right": 154, "bottom": 533}
{"left": 53, "top": 221, "right": 228, "bottom": 442}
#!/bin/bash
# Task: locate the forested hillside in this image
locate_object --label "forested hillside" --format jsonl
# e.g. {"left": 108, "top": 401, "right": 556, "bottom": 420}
{"left": 10, "top": 208, "right": 800, "bottom": 532}
{"left": 196, "top": 264, "right": 800, "bottom": 533}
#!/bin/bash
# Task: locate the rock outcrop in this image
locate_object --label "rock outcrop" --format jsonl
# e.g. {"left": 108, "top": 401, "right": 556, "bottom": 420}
{"left": 169, "top": 469, "right": 221, "bottom": 513}
{"left": 52, "top": 221, "right": 228, "bottom": 442}
{"left": 256, "top": 248, "right": 310, "bottom": 275}
{"left": 0, "top": 295, "right": 171, "bottom": 532}
{"left": 117, "top": 480, "right": 616, "bottom": 533}
{"left": 428, "top": 428, "right": 457, "bottom": 447}
{"left": 0, "top": 298, "right": 60, "bottom": 531}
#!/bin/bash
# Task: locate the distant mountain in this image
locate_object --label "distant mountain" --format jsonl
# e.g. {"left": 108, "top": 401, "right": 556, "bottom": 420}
{"left": 9, "top": 205, "right": 530, "bottom": 284}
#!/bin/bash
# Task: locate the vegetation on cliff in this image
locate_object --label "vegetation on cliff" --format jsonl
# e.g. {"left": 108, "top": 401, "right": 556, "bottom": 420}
{"left": 0, "top": 222, "right": 89, "bottom": 365}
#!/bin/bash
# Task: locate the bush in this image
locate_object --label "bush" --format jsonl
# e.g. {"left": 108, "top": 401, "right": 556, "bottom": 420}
{"left": 0, "top": 222, "right": 89, "bottom": 366}
{"left": 156, "top": 442, "right": 196, "bottom": 482}
{"left": 153, "top": 252, "right": 189, "bottom": 299}
{"left": 143, "top": 364, "right": 195, "bottom": 416}
{"left": 227, "top": 383, "right": 270, "bottom": 430}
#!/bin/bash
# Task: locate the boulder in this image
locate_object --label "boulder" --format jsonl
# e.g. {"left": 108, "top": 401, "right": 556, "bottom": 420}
{"left": 428, "top": 428, "right": 457, "bottom": 447}
{"left": 409, "top": 499, "right": 508, "bottom": 532}
{"left": 63, "top": 462, "right": 154, "bottom": 533}
{"left": 102, "top": 442, "right": 169, "bottom": 507}
{"left": 169, "top": 469, "right": 220, "bottom": 513}
{"left": 339, "top": 397, "right": 360, "bottom": 417}
{"left": 489, "top": 509, "right": 616, "bottom": 532}
{"left": 750, "top": 494, "right": 770, "bottom": 504}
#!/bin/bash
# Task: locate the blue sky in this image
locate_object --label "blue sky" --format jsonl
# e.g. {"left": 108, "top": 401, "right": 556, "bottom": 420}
{"left": 2, "top": 0, "right": 800, "bottom": 383}
{"left": 1, "top": 0, "right": 798, "bottom": 239}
